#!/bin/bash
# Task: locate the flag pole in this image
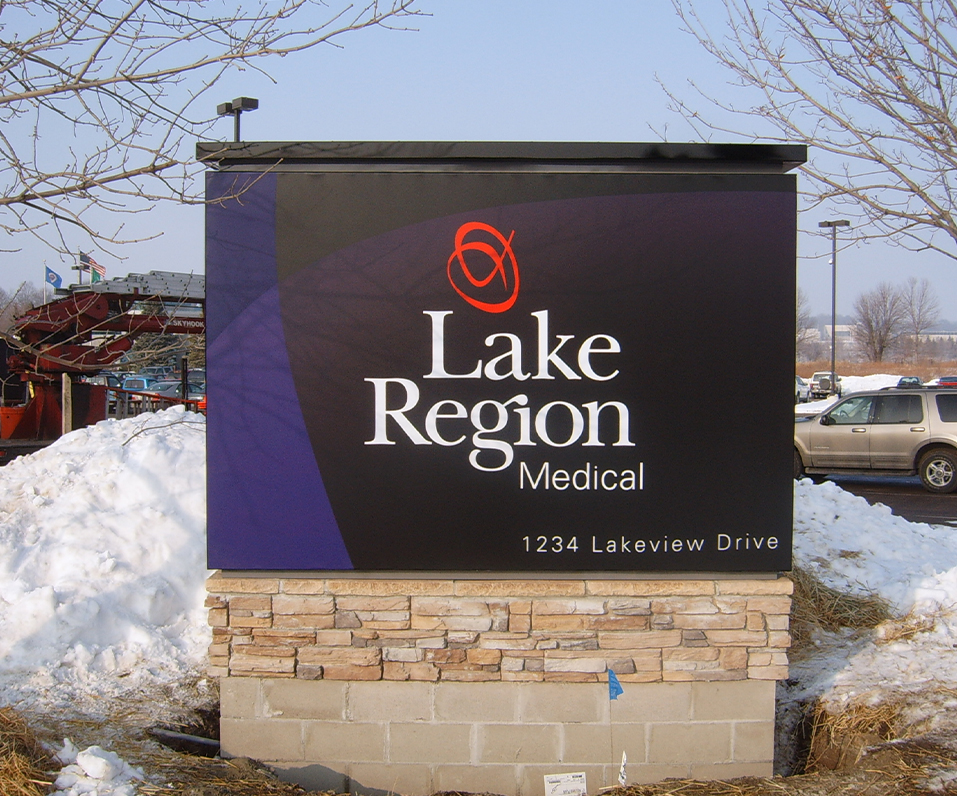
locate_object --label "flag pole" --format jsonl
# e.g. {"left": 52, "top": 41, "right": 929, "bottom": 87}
{"left": 604, "top": 669, "right": 626, "bottom": 790}
{"left": 609, "top": 700, "right": 615, "bottom": 788}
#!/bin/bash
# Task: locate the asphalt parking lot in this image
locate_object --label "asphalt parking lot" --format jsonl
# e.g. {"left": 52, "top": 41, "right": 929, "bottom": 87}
{"left": 827, "top": 474, "right": 957, "bottom": 527}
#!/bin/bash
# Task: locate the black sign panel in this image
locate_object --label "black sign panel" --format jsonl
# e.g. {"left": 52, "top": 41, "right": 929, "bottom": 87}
{"left": 206, "top": 162, "right": 795, "bottom": 572}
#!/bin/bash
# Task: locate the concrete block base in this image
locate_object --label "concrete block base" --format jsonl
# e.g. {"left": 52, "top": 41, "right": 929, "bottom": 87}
{"left": 220, "top": 677, "right": 776, "bottom": 795}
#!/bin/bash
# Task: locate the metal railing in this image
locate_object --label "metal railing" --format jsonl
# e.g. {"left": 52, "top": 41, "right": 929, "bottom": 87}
{"left": 111, "top": 388, "right": 204, "bottom": 419}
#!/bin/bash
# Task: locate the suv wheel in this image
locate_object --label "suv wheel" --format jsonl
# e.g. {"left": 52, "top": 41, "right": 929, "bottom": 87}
{"left": 793, "top": 449, "right": 805, "bottom": 480}
{"left": 918, "top": 448, "right": 957, "bottom": 494}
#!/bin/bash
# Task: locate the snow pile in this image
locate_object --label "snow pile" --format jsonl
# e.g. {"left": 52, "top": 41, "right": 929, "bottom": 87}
{"left": 0, "top": 407, "right": 209, "bottom": 713}
{"left": 841, "top": 374, "right": 909, "bottom": 392}
{"left": 794, "top": 478, "right": 957, "bottom": 614}
{"left": 790, "top": 477, "right": 957, "bottom": 718}
{"left": 53, "top": 740, "right": 145, "bottom": 796}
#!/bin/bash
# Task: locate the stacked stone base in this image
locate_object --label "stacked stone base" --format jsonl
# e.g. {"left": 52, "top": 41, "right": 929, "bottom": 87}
{"left": 207, "top": 574, "right": 792, "bottom": 795}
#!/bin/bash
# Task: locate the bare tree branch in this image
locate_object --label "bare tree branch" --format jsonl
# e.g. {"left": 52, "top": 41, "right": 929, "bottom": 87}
{"left": 0, "top": 1, "right": 424, "bottom": 255}
{"left": 665, "top": 0, "right": 957, "bottom": 260}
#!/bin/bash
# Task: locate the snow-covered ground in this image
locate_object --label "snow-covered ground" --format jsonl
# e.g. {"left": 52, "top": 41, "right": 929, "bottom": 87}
{"left": 1, "top": 395, "right": 956, "bottom": 790}
{"left": 791, "top": 477, "right": 957, "bottom": 708}
{"left": 0, "top": 407, "right": 209, "bottom": 714}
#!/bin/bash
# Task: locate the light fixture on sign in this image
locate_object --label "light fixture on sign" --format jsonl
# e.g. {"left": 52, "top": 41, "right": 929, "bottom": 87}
{"left": 217, "top": 97, "right": 259, "bottom": 143}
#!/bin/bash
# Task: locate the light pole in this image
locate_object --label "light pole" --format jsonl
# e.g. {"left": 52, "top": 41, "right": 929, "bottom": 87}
{"left": 818, "top": 219, "right": 850, "bottom": 395}
{"left": 217, "top": 97, "right": 259, "bottom": 142}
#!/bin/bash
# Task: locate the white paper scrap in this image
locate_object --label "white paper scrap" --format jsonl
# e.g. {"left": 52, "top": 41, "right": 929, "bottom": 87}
{"left": 544, "top": 771, "right": 587, "bottom": 796}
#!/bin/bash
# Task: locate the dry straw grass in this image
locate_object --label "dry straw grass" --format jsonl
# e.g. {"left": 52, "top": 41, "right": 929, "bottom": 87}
{"left": 874, "top": 613, "right": 937, "bottom": 644}
{"left": 804, "top": 700, "right": 905, "bottom": 773}
{"left": 810, "top": 701, "right": 902, "bottom": 742}
{"left": 615, "top": 781, "right": 791, "bottom": 795}
{"left": 0, "top": 707, "right": 54, "bottom": 796}
{"left": 787, "top": 566, "right": 891, "bottom": 655}
{"left": 136, "top": 750, "right": 315, "bottom": 796}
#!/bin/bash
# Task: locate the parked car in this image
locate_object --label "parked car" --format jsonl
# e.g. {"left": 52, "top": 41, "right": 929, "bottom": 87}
{"left": 809, "top": 371, "right": 843, "bottom": 399}
{"left": 937, "top": 375, "right": 957, "bottom": 388}
{"left": 117, "top": 375, "right": 163, "bottom": 409}
{"left": 151, "top": 381, "right": 206, "bottom": 401}
{"left": 84, "top": 372, "right": 122, "bottom": 389}
{"left": 795, "top": 376, "right": 811, "bottom": 404}
{"left": 896, "top": 376, "right": 924, "bottom": 389}
{"left": 121, "top": 375, "right": 160, "bottom": 392}
{"left": 794, "top": 388, "right": 957, "bottom": 493}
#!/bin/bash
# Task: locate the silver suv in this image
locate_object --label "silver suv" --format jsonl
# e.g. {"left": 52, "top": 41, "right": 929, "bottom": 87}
{"left": 809, "top": 371, "right": 843, "bottom": 399}
{"left": 794, "top": 388, "right": 957, "bottom": 493}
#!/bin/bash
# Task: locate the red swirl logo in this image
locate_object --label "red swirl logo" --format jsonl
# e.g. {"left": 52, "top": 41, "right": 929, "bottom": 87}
{"left": 447, "top": 221, "right": 519, "bottom": 313}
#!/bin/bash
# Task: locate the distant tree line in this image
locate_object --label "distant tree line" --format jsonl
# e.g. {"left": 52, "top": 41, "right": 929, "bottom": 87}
{"left": 798, "top": 278, "right": 954, "bottom": 363}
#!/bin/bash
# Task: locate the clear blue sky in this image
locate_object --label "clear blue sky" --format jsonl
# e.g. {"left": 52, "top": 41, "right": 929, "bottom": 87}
{"left": 3, "top": 0, "right": 954, "bottom": 321}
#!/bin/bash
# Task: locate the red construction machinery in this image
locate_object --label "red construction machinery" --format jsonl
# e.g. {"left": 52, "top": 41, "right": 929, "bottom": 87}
{"left": 0, "top": 271, "right": 205, "bottom": 461}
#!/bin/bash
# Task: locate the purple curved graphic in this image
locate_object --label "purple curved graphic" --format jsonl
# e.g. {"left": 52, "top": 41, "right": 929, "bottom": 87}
{"left": 206, "top": 173, "right": 352, "bottom": 570}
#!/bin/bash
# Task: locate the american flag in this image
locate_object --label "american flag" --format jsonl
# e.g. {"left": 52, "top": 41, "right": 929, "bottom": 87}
{"left": 79, "top": 252, "right": 106, "bottom": 280}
